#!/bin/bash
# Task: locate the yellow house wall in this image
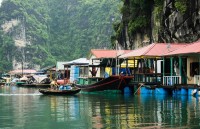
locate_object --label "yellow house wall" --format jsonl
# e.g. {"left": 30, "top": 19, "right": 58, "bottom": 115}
{"left": 187, "top": 57, "right": 199, "bottom": 84}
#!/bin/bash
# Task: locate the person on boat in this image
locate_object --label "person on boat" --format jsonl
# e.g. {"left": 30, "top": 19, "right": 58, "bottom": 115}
{"left": 104, "top": 72, "right": 109, "bottom": 78}
{"left": 57, "top": 70, "right": 64, "bottom": 80}
{"left": 42, "top": 74, "right": 51, "bottom": 84}
{"left": 50, "top": 79, "right": 59, "bottom": 90}
{"left": 90, "top": 67, "right": 97, "bottom": 77}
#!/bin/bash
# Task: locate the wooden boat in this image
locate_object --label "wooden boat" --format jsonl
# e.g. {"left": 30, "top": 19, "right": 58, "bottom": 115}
{"left": 16, "top": 74, "right": 51, "bottom": 88}
{"left": 39, "top": 87, "right": 81, "bottom": 95}
{"left": 75, "top": 75, "right": 133, "bottom": 92}
{"left": 16, "top": 81, "right": 27, "bottom": 86}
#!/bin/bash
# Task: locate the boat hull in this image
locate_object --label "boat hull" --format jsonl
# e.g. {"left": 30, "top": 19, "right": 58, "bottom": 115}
{"left": 16, "top": 81, "right": 26, "bottom": 86}
{"left": 39, "top": 87, "right": 81, "bottom": 95}
{"left": 75, "top": 75, "right": 133, "bottom": 92}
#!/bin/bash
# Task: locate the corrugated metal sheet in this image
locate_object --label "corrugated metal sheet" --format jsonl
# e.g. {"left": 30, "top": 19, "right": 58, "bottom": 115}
{"left": 56, "top": 61, "right": 68, "bottom": 70}
{"left": 64, "top": 58, "right": 89, "bottom": 66}
{"left": 145, "top": 43, "right": 187, "bottom": 56}
{"left": 164, "top": 40, "right": 200, "bottom": 56}
{"left": 120, "top": 43, "right": 187, "bottom": 58}
{"left": 91, "top": 49, "right": 131, "bottom": 58}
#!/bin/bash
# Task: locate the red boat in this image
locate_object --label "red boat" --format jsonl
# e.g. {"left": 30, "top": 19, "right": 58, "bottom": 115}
{"left": 75, "top": 75, "right": 133, "bottom": 92}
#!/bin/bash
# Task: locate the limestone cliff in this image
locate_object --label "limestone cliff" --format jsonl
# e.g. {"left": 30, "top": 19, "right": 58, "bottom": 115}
{"left": 157, "top": 0, "right": 200, "bottom": 43}
{"left": 1, "top": 18, "right": 40, "bottom": 70}
{"left": 116, "top": 0, "right": 200, "bottom": 49}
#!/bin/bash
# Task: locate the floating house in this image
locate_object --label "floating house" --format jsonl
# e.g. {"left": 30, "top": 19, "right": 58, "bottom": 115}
{"left": 164, "top": 40, "right": 200, "bottom": 85}
{"left": 64, "top": 49, "right": 133, "bottom": 93}
{"left": 163, "top": 40, "right": 200, "bottom": 96}
{"left": 89, "top": 49, "right": 132, "bottom": 76}
{"left": 64, "top": 49, "right": 131, "bottom": 84}
{"left": 119, "top": 43, "right": 187, "bottom": 85}
{"left": 63, "top": 58, "right": 89, "bottom": 83}
{"left": 119, "top": 41, "right": 200, "bottom": 96}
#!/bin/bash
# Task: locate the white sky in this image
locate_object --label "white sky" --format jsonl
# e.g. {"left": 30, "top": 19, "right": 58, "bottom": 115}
{"left": 0, "top": 0, "right": 2, "bottom": 6}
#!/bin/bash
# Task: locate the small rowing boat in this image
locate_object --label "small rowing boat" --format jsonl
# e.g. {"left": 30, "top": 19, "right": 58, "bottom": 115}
{"left": 39, "top": 86, "right": 81, "bottom": 95}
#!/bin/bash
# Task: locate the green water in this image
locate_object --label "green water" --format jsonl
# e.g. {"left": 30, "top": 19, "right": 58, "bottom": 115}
{"left": 0, "top": 86, "right": 200, "bottom": 129}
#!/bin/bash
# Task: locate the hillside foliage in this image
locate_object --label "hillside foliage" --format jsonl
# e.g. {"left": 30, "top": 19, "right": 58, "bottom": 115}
{"left": 0, "top": 0, "right": 122, "bottom": 71}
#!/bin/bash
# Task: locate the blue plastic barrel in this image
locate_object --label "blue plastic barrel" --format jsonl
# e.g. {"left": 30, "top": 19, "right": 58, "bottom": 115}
{"left": 181, "top": 88, "right": 187, "bottom": 95}
{"left": 155, "top": 88, "right": 168, "bottom": 95}
{"left": 140, "top": 86, "right": 151, "bottom": 94}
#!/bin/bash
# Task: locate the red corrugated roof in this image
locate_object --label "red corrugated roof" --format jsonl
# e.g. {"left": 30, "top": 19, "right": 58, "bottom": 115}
{"left": 164, "top": 40, "right": 200, "bottom": 56}
{"left": 91, "top": 49, "right": 131, "bottom": 58}
{"left": 120, "top": 43, "right": 187, "bottom": 58}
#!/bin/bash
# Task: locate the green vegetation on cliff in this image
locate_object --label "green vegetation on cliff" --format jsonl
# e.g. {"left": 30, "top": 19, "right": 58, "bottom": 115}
{"left": 113, "top": 0, "right": 198, "bottom": 48}
{"left": 112, "top": 0, "right": 154, "bottom": 48}
{"left": 0, "top": 0, "right": 122, "bottom": 71}
{"left": 0, "top": 0, "right": 197, "bottom": 72}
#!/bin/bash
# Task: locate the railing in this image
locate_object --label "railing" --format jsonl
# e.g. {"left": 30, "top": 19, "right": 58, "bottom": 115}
{"left": 132, "top": 73, "right": 181, "bottom": 85}
{"left": 163, "top": 76, "right": 181, "bottom": 86}
{"left": 194, "top": 75, "right": 200, "bottom": 85}
{"left": 133, "top": 73, "right": 163, "bottom": 83}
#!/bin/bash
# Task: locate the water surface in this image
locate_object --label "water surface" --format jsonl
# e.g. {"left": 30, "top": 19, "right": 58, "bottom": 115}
{"left": 0, "top": 86, "right": 200, "bottom": 129}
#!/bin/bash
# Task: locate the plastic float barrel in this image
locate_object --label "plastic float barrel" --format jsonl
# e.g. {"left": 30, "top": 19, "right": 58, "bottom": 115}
{"left": 188, "top": 88, "right": 193, "bottom": 96}
{"left": 140, "top": 86, "right": 152, "bottom": 94}
{"left": 140, "top": 87, "right": 148, "bottom": 94}
{"left": 174, "top": 89, "right": 181, "bottom": 95}
{"left": 155, "top": 88, "right": 168, "bottom": 95}
{"left": 192, "top": 89, "right": 199, "bottom": 97}
{"left": 175, "top": 88, "right": 188, "bottom": 95}
{"left": 180, "top": 88, "right": 188, "bottom": 95}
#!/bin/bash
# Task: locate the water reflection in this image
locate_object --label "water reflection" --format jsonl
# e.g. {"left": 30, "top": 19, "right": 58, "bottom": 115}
{"left": 1, "top": 86, "right": 200, "bottom": 128}
{"left": 48, "top": 95, "right": 80, "bottom": 122}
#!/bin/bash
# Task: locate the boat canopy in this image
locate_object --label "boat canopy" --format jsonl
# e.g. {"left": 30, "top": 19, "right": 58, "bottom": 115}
{"left": 32, "top": 75, "right": 49, "bottom": 83}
